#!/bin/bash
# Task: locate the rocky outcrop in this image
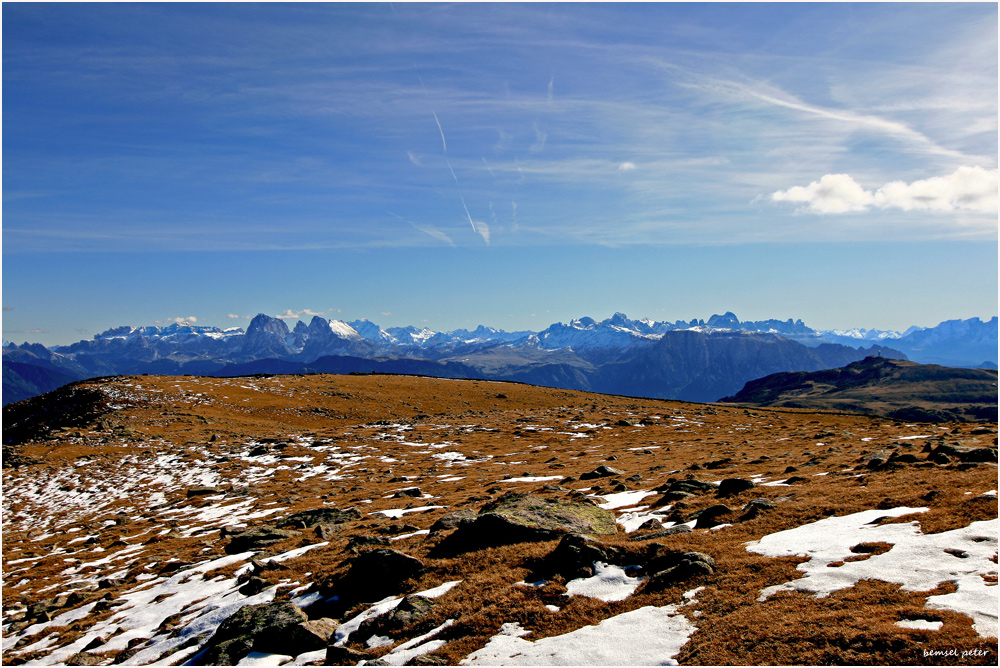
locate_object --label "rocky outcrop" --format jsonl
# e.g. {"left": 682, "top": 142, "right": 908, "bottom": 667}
{"left": 534, "top": 533, "right": 621, "bottom": 580}
{"left": 642, "top": 551, "right": 716, "bottom": 591}
{"left": 279, "top": 507, "right": 361, "bottom": 529}
{"left": 355, "top": 594, "right": 440, "bottom": 642}
{"left": 197, "top": 601, "right": 327, "bottom": 666}
{"left": 717, "top": 478, "right": 756, "bottom": 497}
{"left": 928, "top": 443, "right": 997, "bottom": 463}
{"left": 432, "top": 493, "right": 617, "bottom": 555}
{"left": 223, "top": 526, "right": 299, "bottom": 554}
{"left": 322, "top": 549, "right": 425, "bottom": 605}
{"left": 580, "top": 465, "right": 625, "bottom": 480}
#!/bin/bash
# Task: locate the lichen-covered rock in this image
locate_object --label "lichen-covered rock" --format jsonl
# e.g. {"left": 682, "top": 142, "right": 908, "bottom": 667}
{"left": 279, "top": 507, "right": 361, "bottom": 529}
{"left": 223, "top": 526, "right": 299, "bottom": 554}
{"left": 642, "top": 551, "right": 716, "bottom": 591}
{"left": 537, "top": 533, "right": 619, "bottom": 579}
{"left": 432, "top": 492, "right": 617, "bottom": 554}
{"left": 199, "top": 600, "right": 310, "bottom": 665}
{"left": 429, "top": 509, "right": 476, "bottom": 533}
{"left": 345, "top": 534, "right": 391, "bottom": 552}
{"left": 355, "top": 594, "right": 439, "bottom": 641}
{"left": 199, "top": 637, "right": 254, "bottom": 666}
{"left": 929, "top": 443, "right": 997, "bottom": 463}
{"left": 326, "top": 645, "right": 372, "bottom": 665}
{"left": 739, "top": 497, "right": 777, "bottom": 521}
{"left": 627, "top": 524, "right": 693, "bottom": 541}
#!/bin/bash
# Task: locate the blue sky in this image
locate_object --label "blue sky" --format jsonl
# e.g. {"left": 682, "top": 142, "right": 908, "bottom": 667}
{"left": 3, "top": 2, "right": 997, "bottom": 346}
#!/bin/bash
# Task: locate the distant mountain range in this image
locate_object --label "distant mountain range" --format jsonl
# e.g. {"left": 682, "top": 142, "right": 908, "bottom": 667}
{"left": 720, "top": 356, "right": 998, "bottom": 423}
{"left": 3, "top": 312, "right": 996, "bottom": 405}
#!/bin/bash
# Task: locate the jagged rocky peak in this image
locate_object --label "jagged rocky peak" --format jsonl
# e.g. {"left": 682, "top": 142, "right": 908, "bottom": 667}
{"left": 707, "top": 312, "right": 741, "bottom": 329}
{"left": 349, "top": 318, "right": 392, "bottom": 342}
{"left": 241, "top": 314, "right": 292, "bottom": 356}
{"left": 94, "top": 325, "right": 139, "bottom": 339}
{"left": 13, "top": 342, "right": 52, "bottom": 358}
{"left": 246, "top": 313, "right": 290, "bottom": 338}
{"left": 605, "top": 312, "right": 631, "bottom": 327}
{"left": 385, "top": 325, "right": 436, "bottom": 344}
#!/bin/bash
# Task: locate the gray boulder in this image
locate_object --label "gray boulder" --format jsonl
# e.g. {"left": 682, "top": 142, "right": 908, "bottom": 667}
{"left": 717, "top": 478, "right": 756, "bottom": 497}
{"left": 224, "top": 526, "right": 299, "bottom": 554}
{"left": 324, "top": 549, "right": 425, "bottom": 604}
{"left": 693, "top": 504, "right": 733, "bottom": 529}
{"left": 628, "top": 524, "right": 693, "bottom": 541}
{"left": 643, "top": 551, "right": 716, "bottom": 591}
{"left": 429, "top": 509, "right": 477, "bottom": 533}
{"left": 537, "top": 533, "right": 618, "bottom": 579}
{"left": 355, "top": 594, "right": 439, "bottom": 641}
{"left": 280, "top": 507, "right": 361, "bottom": 529}
{"left": 580, "top": 466, "right": 625, "bottom": 480}
{"left": 432, "top": 493, "right": 617, "bottom": 555}
{"left": 199, "top": 601, "right": 316, "bottom": 665}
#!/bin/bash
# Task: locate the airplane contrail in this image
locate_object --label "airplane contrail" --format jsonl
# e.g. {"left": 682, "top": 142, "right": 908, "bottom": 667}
{"left": 459, "top": 195, "right": 477, "bottom": 233}
{"left": 431, "top": 111, "right": 447, "bottom": 152}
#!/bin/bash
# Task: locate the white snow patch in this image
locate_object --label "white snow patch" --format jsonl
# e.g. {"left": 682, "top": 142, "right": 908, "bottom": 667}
{"left": 746, "top": 507, "right": 998, "bottom": 638}
{"left": 334, "top": 595, "right": 402, "bottom": 646}
{"left": 564, "top": 563, "right": 643, "bottom": 602}
{"left": 596, "top": 490, "right": 657, "bottom": 510}
{"left": 500, "top": 475, "right": 564, "bottom": 483}
{"left": 371, "top": 505, "right": 444, "bottom": 519}
{"left": 290, "top": 649, "right": 327, "bottom": 665}
{"left": 390, "top": 529, "right": 431, "bottom": 541}
{"left": 378, "top": 619, "right": 455, "bottom": 665}
{"left": 236, "top": 651, "right": 294, "bottom": 666}
{"left": 334, "top": 581, "right": 461, "bottom": 646}
{"left": 896, "top": 619, "right": 943, "bottom": 631}
{"left": 459, "top": 605, "right": 695, "bottom": 665}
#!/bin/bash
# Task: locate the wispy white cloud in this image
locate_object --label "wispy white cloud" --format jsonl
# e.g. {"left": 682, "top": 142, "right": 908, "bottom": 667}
{"left": 156, "top": 316, "right": 198, "bottom": 325}
{"left": 530, "top": 121, "right": 547, "bottom": 153}
{"left": 680, "top": 75, "right": 975, "bottom": 163}
{"left": 275, "top": 308, "right": 329, "bottom": 320}
{"left": 410, "top": 223, "right": 455, "bottom": 246}
{"left": 473, "top": 219, "right": 491, "bottom": 244}
{"left": 618, "top": 161, "right": 637, "bottom": 171}
{"left": 771, "top": 166, "right": 998, "bottom": 215}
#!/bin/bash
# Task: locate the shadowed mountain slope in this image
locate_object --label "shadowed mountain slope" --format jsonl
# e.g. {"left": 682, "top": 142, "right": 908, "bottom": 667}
{"left": 2, "top": 361, "right": 83, "bottom": 406}
{"left": 719, "top": 357, "right": 998, "bottom": 422}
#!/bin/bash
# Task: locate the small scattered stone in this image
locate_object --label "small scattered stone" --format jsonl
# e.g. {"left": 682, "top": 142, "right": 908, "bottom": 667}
{"left": 717, "top": 478, "right": 756, "bottom": 497}
{"left": 580, "top": 466, "right": 625, "bottom": 480}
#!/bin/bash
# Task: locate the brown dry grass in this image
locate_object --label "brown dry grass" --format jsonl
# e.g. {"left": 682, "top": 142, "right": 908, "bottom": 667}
{"left": 2, "top": 373, "right": 997, "bottom": 665}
